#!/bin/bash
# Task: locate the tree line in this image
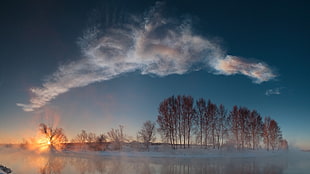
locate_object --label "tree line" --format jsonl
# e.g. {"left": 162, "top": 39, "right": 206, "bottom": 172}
{"left": 23, "top": 122, "right": 155, "bottom": 151}
{"left": 157, "top": 95, "right": 288, "bottom": 150}
{"left": 22, "top": 95, "right": 287, "bottom": 152}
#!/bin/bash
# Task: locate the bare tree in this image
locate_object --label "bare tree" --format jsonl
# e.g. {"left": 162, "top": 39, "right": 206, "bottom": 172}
{"left": 107, "top": 125, "right": 126, "bottom": 150}
{"left": 202, "top": 103, "right": 211, "bottom": 149}
{"left": 157, "top": 95, "right": 196, "bottom": 149}
{"left": 207, "top": 100, "right": 217, "bottom": 149}
{"left": 94, "top": 133, "right": 108, "bottom": 151}
{"left": 96, "top": 134, "right": 107, "bottom": 143}
{"left": 157, "top": 96, "right": 178, "bottom": 149}
{"left": 71, "top": 130, "right": 88, "bottom": 143}
{"left": 157, "top": 99, "right": 170, "bottom": 146}
{"left": 216, "top": 104, "right": 228, "bottom": 148}
{"left": 269, "top": 119, "right": 282, "bottom": 150}
{"left": 87, "top": 132, "right": 97, "bottom": 143}
{"left": 71, "top": 130, "right": 92, "bottom": 151}
{"left": 137, "top": 120, "right": 156, "bottom": 151}
{"left": 182, "top": 96, "right": 195, "bottom": 148}
{"left": 263, "top": 117, "right": 282, "bottom": 151}
{"left": 169, "top": 96, "right": 178, "bottom": 148}
{"left": 176, "top": 95, "right": 182, "bottom": 148}
{"left": 195, "top": 98, "right": 207, "bottom": 146}
{"left": 239, "top": 107, "right": 250, "bottom": 150}
{"left": 181, "top": 96, "right": 187, "bottom": 148}
{"left": 156, "top": 95, "right": 286, "bottom": 151}
{"left": 229, "top": 106, "right": 240, "bottom": 149}
{"left": 39, "top": 123, "right": 68, "bottom": 151}
{"left": 248, "top": 110, "right": 263, "bottom": 150}
{"left": 263, "top": 117, "right": 271, "bottom": 151}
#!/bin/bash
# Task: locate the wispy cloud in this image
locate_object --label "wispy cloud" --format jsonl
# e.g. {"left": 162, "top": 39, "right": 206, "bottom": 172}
{"left": 17, "top": 2, "right": 277, "bottom": 111}
{"left": 265, "top": 88, "right": 281, "bottom": 96}
{"left": 212, "top": 55, "right": 276, "bottom": 84}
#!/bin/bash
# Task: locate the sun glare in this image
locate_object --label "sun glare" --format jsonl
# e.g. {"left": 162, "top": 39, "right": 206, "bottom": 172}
{"left": 32, "top": 137, "right": 52, "bottom": 152}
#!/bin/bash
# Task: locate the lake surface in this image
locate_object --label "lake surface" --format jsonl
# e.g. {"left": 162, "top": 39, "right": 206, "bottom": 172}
{"left": 0, "top": 148, "right": 309, "bottom": 174}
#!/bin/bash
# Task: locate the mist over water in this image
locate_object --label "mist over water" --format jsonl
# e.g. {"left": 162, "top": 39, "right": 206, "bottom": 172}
{"left": 1, "top": 147, "right": 310, "bottom": 174}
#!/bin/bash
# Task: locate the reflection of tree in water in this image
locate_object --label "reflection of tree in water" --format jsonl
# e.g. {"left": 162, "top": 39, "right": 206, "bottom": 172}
{"left": 69, "top": 157, "right": 105, "bottom": 174}
{"left": 69, "top": 157, "right": 90, "bottom": 174}
{"left": 37, "top": 155, "right": 110, "bottom": 174}
{"left": 158, "top": 157, "right": 288, "bottom": 174}
{"left": 262, "top": 157, "right": 288, "bottom": 174}
{"left": 33, "top": 153, "right": 288, "bottom": 174}
{"left": 93, "top": 158, "right": 107, "bottom": 174}
{"left": 226, "top": 159, "right": 260, "bottom": 174}
{"left": 120, "top": 158, "right": 155, "bottom": 174}
{"left": 39, "top": 155, "right": 66, "bottom": 174}
{"left": 99, "top": 158, "right": 155, "bottom": 174}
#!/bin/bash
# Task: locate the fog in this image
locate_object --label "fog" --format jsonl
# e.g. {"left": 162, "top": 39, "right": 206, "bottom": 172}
{"left": 1, "top": 147, "right": 309, "bottom": 174}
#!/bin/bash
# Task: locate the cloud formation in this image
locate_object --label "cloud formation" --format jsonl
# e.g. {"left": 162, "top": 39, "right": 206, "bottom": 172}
{"left": 213, "top": 55, "right": 276, "bottom": 84}
{"left": 265, "top": 88, "right": 281, "bottom": 96}
{"left": 17, "top": 2, "right": 277, "bottom": 111}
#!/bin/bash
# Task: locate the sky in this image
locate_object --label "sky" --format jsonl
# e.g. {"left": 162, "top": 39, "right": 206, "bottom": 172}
{"left": 0, "top": 0, "right": 309, "bottom": 149}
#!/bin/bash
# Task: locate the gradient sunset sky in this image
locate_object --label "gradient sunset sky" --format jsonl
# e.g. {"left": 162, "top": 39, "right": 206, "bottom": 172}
{"left": 0, "top": 0, "right": 309, "bottom": 149}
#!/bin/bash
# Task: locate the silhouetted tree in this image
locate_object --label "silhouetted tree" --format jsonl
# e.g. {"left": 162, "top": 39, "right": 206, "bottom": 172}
{"left": 263, "top": 117, "right": 271, "bottom": 150}
{"left": 229, "top": 106, "right": 240, "bottom": 149}
{"left": 39, "top": 123, "right": 68, "bottom": 151}
{"left": 269, "top": 119, "right": 282, "bottom": 150}
{"left": 176, "top": 95, "right": 183, "bottom": 147}
{"left": 248, "top": 110, "right": 263, "bottom": 150}
{"left": 195, "top": 98, "right": 207, "bottom": 146}
{"left": 239, "top": 107, "right": 250, "bottom": 150}
{"left": 216, "top": 104, "right": 228, "bottom": 148}
{"left": 71, "top": 130, "right": 88, "bottom": 143}
{"left": 156, "top": 95, "right": 286, "bottom": 151}
{"left": 107, "top": 125, "right": 126, "bottom": 150}
{"left": 157, "top": 98, "right": 170, "bottom": 146}
{"left": 86, "top": 132, "right": 97, "bottom": 143}
{"left": 170, "top": 96, "right": 178, "bottom": 148}
{"left": 181, "top": 96, "right": 195, "bottom": 148}
{"left": 71, "top": 130, "right": 98, "bottom": 150}
{"left": 263, "top": 117, "right": 282, "bottom": 151}
{"left": 207, "top": 100, "right": 217, "bottom": 149}
{"left": 137, "top": 120, "right": 156, "bottom": 151}
{"left": 157, "top": 96, "right": 178, "bottom": 148}
{"left": 96, "top": 134, "right": 107, "bottom": 143}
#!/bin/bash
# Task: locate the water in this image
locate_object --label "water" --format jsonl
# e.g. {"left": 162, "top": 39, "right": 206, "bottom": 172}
{"left": 0, "top": 148, "right": 309, "bottom": 174}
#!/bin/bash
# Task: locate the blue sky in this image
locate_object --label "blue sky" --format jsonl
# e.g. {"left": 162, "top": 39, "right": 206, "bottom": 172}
{"left": 0, "top": 0, "right": 309, "bottom": 149}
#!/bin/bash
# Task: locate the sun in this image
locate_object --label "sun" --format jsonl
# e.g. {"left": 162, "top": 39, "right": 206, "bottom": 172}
{"left": 47, "top": 141, "right": 51, "bottom": 145}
